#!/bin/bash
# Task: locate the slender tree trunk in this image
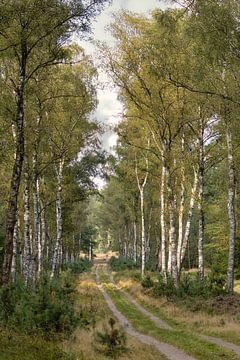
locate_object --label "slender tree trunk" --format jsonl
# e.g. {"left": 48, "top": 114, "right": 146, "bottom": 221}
{"left": 160, "top": 159, "right": 167, "bottom": 280}
{"left": 179, "top": 169, "right": 198, "bottom": 268}
{"left": 226, "top": 121, "right": 236, "bottom": 293}
{"left": 198, "top": 120, "right": 205, "bottom": 281}
{"left": 11, "top": 219, "right": 18, "bottom": 283}
{"left": 89, "top": 242, "right": 92, "bottom": 261}
{"left": 23, "top": 167, "right": 32, "bottom": 285}
{"left": 40, "top": 198, "right": 46, "bottom": 268}
{"left": 133, "top": 219, "right": 137, "bottom": 263}
{"left": 32, "top": 158, "right": 40, "bottom": 279}
{"left": 146, "top": 206, "right": 152, "bottom": 262}
{"left": 167, "top": 166, "right": 178, "bottom": 287}
{"left": 2, "top": 66, "right": 26, "bottom": 285}
{"left": 51, "top": 159, "right": 64, "bottom": 278}
{"left": 167, "top": 237, "right": 172, "bottom": 275}
{"left": 177, "top": 137, "right": 185, "bottom": 270}
{"left": 140, "top": 189, "right": 146, "bottom": 276}
{"left": 135, "top": 154, "right": 149, "bottom": 277}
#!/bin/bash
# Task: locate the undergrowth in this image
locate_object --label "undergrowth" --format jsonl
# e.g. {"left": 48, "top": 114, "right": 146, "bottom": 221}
{"left": 0, "top": 270, "right": 88, "bottom": 338}
{"left": 108, "top": 256, "right": 138, "bottom": 271}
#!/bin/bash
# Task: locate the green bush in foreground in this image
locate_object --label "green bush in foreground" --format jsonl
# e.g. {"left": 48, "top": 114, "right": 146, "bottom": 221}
{"left": 94, "top": 317, "right": 127, "bottom": 358}
{"left": 0, "top": 271, "right": 80, "bottom": 338}
{"left": 108, "top": 256, "right": 138, "bottom": 271}
{"left": 62, "top": 258, "right": 92, "bottom": 274}
{"left": 148, "top": 272, "right": 226, "bottom": 299}
{"left": 0, "top": 329, "right": 75, "bottom": 360}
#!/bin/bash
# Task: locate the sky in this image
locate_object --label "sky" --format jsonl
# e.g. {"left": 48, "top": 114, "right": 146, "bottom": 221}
{"left": 78, "top": 0, "right": 171, "bottom": 187}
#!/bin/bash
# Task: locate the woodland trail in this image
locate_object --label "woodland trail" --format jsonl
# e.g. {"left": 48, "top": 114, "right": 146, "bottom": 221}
{"left": 103, "top": 265, "right": 240, "bottom": 358}
{"left": 96, "top": 264, "right": 196, "bottom": 360}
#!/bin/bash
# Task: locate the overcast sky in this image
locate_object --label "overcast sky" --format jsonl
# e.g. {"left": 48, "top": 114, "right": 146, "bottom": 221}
{"left": 78, "top": 0, "right": 171, "bottom": 187}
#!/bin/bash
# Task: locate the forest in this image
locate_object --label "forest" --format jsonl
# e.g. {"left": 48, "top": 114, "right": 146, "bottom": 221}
{"left": 0, "top": 1, "right": 240, "bottom": 360}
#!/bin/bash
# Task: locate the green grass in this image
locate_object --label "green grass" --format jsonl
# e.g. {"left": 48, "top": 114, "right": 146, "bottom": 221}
{"left": 98, "top": 270, "right": 239, "bottom": 360}
{"left": 0, "top": 329, "right": 75, "bottom": 360}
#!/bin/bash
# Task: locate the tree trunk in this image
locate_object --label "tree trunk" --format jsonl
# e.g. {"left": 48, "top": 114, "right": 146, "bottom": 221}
{"left": 11, "top": 219, "right": 18, "bottom": 283}
{"left": 226, "top": 121, "right": 236, "bottom": 293}
{"left": 160, "top": 160, "right": 167, "bottom": 280}
{"left": 135, "top": 155, "right": 148, "bottom": 277}
{"left": 40, "top": 198, "right": 46, "bottom": 268}
{"left": 133, "top": 220, "right": 137, "bottom": 263}
{"left": 1, "top": 67, "right": 26, "bottom": 285}
{"left": 140, "top": 189, "right": 146, "bottom": 276}
{"left": 23, "top": 167, "right": 32, "bottom": 285}
{"left": 51, "top": 159, "right": 64, "bottom": 278}
{"left": 167, "top": 166, "right": 178, "bottom": 287}
{"left": 179, "top": 169, "right": 198, "bottom": 269}
{"left": 177, "top": 137, "right": 185, "bottom": 270}
{"left": 32, "top": 159, "right": 40, "bottom": 279}
{"left": 198, "top": 120, "right": 205, "bottom": 281}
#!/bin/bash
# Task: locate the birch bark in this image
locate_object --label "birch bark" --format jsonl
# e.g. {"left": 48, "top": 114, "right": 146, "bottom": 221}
{"left": 198, "top": 119, "right": 205, "bottom": 281}
{"left": 23, "top": 167, "right": 32, "bottom": 285}
{"left": 51, "top": 159, "right": 64, "bottom": 278}
{"left": 2, "top": 59, "right": 26, "bottom": 284}
{"left": 226, "top": 120, "right": 236, "bottom": 293}
{"left": 166, "top": 165, "right": 178, "bottom": 287}
{"left": 135, "top": 155, "right": 149, "bottom": 277}
{"left": 160, "top": 158, "right": 167, "bottom": 280}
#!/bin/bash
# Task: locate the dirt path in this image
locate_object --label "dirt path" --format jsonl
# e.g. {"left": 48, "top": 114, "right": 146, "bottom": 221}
{"left": 96, "top": 265, "right": 196, "bottom": 360}
{"left": 106, "top": 267, "right": 240, "bottom": 358}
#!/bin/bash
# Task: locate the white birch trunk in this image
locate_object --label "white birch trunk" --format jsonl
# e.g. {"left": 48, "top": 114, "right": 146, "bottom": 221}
{"left": 226, "top": 122, "right": 236, "bottom": 293}
{"left": 23, "top": 169, "right": 32, "bottom": 285}
{"left": 11, "top": 219, "right": 18, "bottom": 283}
{"left": 133, "top": 220, "right": 137, "bottom": 263}
{"left": 146, "top": 206, "right": 153, "bottom": 262}
{"left": 179, "top": 169, "right": 198, "bottom": 268}
{"left": 40, "top": 198, "right": 46, "bottom": 266}
{"left": 135, "top": 154, "right": 149, "bottom": 277}
{"left": 167, "top": 166, "right": 178, "bottom": 287}
{"left": 177, "top": 137, "right": 185, "bottom": 270}
{"left": 51, "top": 159, "right": 64, "bottom": 278}
{"left": 140, "top": 189, "right": 145, "bottom": 276}
{"left": 198, "top": 121, "right": 205, "bottom": 281}
{"left": 160, "top": 160, "right": 167, "bottom": 280}
{"left": 89, "top": 242, "right": 92, "bottom": 261}
{"left": 167, "top": 237, "right": 172, "bottom": 275}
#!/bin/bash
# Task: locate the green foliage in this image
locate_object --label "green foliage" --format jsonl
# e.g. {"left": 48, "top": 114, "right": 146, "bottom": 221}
{"left": 141, "top": 274, "right": 154, "bottom": 289}
{"left": 0, "top": 329, "right": 75, "bottom": 360}
{"left": 0, "top": 271, "right": 83, "bottom": 338}
{"left": 151, "top": 272, "right": 226, "bottom": 299}
{"left": 94, "top": 317, "right": 127, "bottom": 358}
{"left": 108, "top": 256, "right": 138, "bottom": 271}
{"left": 62, "top": 258, "right": 92, "bottom": 274}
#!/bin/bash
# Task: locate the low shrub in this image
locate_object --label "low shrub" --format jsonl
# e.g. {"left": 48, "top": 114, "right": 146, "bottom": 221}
{"left": 62, "top": 258, "right": 92, "bottom": 274}
{"left": 94, "top": 317, "right": 127, "bottom": 358}
{"left": 150, "top": 272, "right": 226, "bottom": 299}
{"left": 0, "top": 328, "right": 75, "bottom": 360}
{"left": 141, "top": 275, "right": 154, "bottom": 289}
{"left": 108, "top": 256, "right": 138, "bottom": 271}
{"left": 0, "top": 270, "right": 86, "bottom": 338}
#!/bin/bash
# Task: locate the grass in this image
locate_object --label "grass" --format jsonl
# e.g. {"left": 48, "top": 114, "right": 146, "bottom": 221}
{"left": 0, "top": 329, "right": 74, "bottom": 360}
{"left": 99, "top": 270, "right": 239, "bottom": 360}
